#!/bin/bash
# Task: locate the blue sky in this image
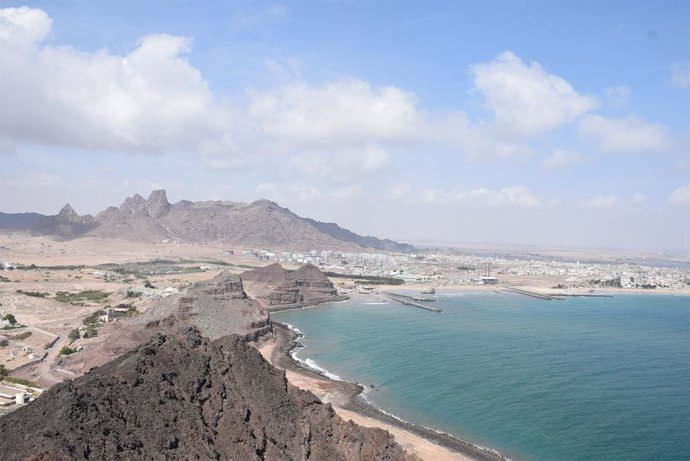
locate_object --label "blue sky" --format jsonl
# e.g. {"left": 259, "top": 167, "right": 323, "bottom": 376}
{"left": 0, "top": 1, "right": 688, "bottom": 250}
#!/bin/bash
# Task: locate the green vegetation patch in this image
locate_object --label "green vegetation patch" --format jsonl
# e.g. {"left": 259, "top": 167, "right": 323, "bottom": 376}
{"left": 54, "top": 290, "right": 109, "bottom": 303}
{"left": 16, "top": 289, "right": 48, "bottom": 298}
{"left": 3, "top": 376, "right": 40, "bottom": 388}
{"left": 96, "top": 259, "right": 209, "bottom": 277}
{"left": 2, "top": 313, "right": 17, "bottom": 324}
{"left": 323, "top": 272, "right": 405, "bottom": 285}
{"left": 60, "top": 346, "right": 77, "bottom": 356}
{"left": 68, "top": 328, "right": 81, "bottom": 342}
{"left": 110, "top": 303, "right": 138, "bottom": 319}
{"left": 0, "top": 275, "right": 10, "bottom": 282}
{"left": 81, "top": 309, "right": 105, "bottom": 338}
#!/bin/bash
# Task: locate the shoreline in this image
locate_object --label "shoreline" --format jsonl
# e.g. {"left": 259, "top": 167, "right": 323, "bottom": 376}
{"left": 382, "top": 283, "right": 690, "bottom": 298}
{"left": 260, "top": 321, "right": 508, "bottom": 461}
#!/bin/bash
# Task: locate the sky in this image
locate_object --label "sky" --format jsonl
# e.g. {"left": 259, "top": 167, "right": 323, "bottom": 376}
{"left": 0, "top": 1, "right": 688, "bottom": 251}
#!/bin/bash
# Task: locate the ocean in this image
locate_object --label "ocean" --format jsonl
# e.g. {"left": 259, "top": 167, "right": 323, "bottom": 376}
{"left": 273, "top": 292, "right": 690, "bottom": 461}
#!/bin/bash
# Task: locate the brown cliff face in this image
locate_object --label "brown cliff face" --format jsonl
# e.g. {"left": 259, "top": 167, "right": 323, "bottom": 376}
{"left": 241, "top": 263, "right": 340, "bottom": 308}
{"left": 269, "top": 263, "right": 339, "bottom": 306}
{"left": 0, "top": 328, "right": 414, "bottom": 461}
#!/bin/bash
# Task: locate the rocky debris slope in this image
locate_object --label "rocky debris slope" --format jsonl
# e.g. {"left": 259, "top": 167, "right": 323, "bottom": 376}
{"left": 137, "top": 270, "right": 271, "bottom": 341}
{"left": 241, "top": 263, "right": 341, "bottom": 308}
{"left": 0, "top": 328, "right": 416, "bottom": 461}
{"left": 60, "top": 271, "right": 271, "bottom": 375}
{"left": 27, "top": 189, "right": 414, "bottom": 252}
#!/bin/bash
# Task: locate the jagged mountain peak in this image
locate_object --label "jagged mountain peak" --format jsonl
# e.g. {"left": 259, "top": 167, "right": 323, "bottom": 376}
{"left": 119, "top": 194, "right": 146, "bottom": 214}
{"left": 58, "top": 203, "right": 76, "bottom": 217}
{"left": 25, "top": 190, "right": 415, "bottom": 252}
{"left": 145, "top": 189, "right": 171, "bottom": 218}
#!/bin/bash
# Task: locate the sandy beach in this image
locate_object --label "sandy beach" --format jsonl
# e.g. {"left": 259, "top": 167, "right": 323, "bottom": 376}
{"left": 258, "top": 322, "right": 507, "bottom": 461}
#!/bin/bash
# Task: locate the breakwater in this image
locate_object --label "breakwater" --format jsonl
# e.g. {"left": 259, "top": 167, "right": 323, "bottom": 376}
{"left": 503, "top": 287, "right": 563, "bottom": 300}
{"left": 382, "top": 293, "right": 442, "bottom": 312}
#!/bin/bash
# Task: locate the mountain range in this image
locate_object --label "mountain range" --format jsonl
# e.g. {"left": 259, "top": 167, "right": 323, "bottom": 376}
{"left": 1, "top": 190, "right": 415, "bottom": 252}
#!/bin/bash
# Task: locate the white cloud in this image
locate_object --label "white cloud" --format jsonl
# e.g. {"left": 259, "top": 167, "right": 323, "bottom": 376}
{"left": 632, "top": 193, "right": 646, "bottom": 206}
{"left": 464, "top": 186, "right": 542, "bottom": 207}
{"left": 670, "top": 62, "right": 690, "bottom": 89}
{"left": 332, "top": 185, "right": 364, "bottom": 201}
{"left": 255, "top": 182, "right": 322, "bottom": 202}
{"left": 394, "top": 185, "right": 543, "bottom": 208}
{"left": 387, "top": 184, "right": 411, "bottom": 201}
{"left": 0, "top": 10, "right": 576, "bottom": 175}
{"left": 605, "top": 85, "right": 631, "bottom": 106}
{"left": 582, "top": 195, "right": 618, "bottom": 209}
{"left": 248, "top": 80, "right": 419, "bottom": 148}
{"left": 427, "top": 112, "right": 533, "bottom": 161}
{"left": 0, "top": 7, "right": 232, "bottom": 157}
{"left": 471, "top": 51, "right": 598, "bottom": 137}
{"left": 578, "top": 115, "right": 669, "bottom": 153}
{"left": 0, "top": 6, "right": 51, "bottom": 47}
{"left": 255, "top": 182, "right": 364, "bottom": 202}
{"left": 0, "top": 172, "right": 62, "bottom": 188}
{"left": 541, "top": 148, "right": 582, "bottom": 170}
{"left": 669, "top": 185, "right": 690, "bottom": 206}
{"left": 290, "top": 146, "right": 391, "bottom": 179}
{"left": 420, "top": 189, "right": 444, "bottom": 204}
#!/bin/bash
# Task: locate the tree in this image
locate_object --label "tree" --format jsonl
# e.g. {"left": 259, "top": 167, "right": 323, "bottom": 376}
{"left": 0, "top": 364, "right": 8, "bottom": 378}
{"left": 68, "top": 328, "right": 81, "bottom": 342}
{"left": 83, "top": 325, "right": 98, "bottom": 338}
{"left": 2, "top": 314, "right": 17, "bottom": 325}
{"left": 59, "top": 346, "right": 76, "bottom": 355}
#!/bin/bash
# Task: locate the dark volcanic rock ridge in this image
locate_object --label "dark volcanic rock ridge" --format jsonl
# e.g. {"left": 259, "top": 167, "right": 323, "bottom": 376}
{"left": 0, "top": 328, "right": 415, "bottom": 461}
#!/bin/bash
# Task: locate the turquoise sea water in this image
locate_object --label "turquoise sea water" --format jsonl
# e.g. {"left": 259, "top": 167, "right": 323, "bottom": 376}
{"left": 273, "top": 293, "right": 690, "bottom": 461}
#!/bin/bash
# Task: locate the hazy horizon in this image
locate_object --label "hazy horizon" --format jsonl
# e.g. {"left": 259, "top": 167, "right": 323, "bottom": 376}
{"left": 1, "top": 1, "right": 688, "bottom": 251}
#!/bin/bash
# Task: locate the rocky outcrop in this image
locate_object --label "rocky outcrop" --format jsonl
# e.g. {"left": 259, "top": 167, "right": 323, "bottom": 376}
{"left": 144, "top": 189, "right": 171, "bottom": 218}
{"left": 0, "top": 328, "right": 414, "bottom": 461}
{"left": 269, "top": 263, "right": 340, "bottom": 306}
{"left": 241, "top": 262, "right": 290, "bottom": 301}
{"left": 135, "top": 270, "right": 271, "bottom": 341}
{"left": 25, "top": 189, "right": 415, "bottom": 252}
{"left": 241, "top": 263, "right": 342, "bottom": 308}
{"left": 31, "top": 204, "right": 97, "bottom": 239}
{"left": 59, "top": 271, "right": 271, "bottom": 375}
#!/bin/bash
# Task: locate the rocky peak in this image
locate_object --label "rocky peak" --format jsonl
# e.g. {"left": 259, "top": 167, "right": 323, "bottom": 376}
{"left": 119, "top": 193, "right": 146, "bottom": 214}
{"left": 0, "top": 328, "right": 413, "bottom": 460}
{"left": 56, "top": 204, "right": 94, "bottom": 224}
{"left": 145, "top": 189, "right": 171, "bottom": 218}
{"left": 57, "top": 203, "right": 77, "bottom": 219}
